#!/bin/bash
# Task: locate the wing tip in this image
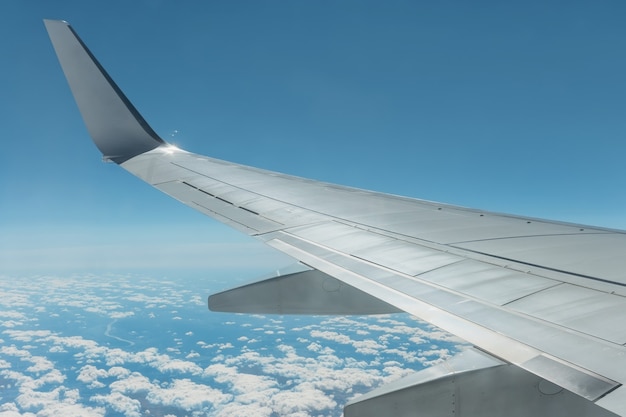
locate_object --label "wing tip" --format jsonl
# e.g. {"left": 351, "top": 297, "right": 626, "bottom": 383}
{"left": 43, "top": 19, "right": 69, "bottom": 27}
{"left": 45, "top": 19, "right": 165, "bottom": 164}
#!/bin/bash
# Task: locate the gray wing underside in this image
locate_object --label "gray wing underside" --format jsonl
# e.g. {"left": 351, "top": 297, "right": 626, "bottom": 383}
{"left": 45, "top": 19, "right": 626, "bottom": 416}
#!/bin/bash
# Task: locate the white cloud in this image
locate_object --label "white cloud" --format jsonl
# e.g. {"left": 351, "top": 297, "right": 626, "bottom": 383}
{"left": 33, "top": 400, "right": 105, "bottom": 417}
{"left": 212, "top": 401, "right": 274, "bottom": 417}
{"left": 204, "top": 363, "right": 277, "bottom": 396}
{"left": 76, "top": 365, "right": 109, "bottom": 387}
{"left": 310, "top": 330, "right": 352, "bottom": 344}
{"left": 382, "top": 348, "right": 420, "bottom": 363}
{"left": 91, "top": 392, "right": 141, "bottom": 417}
{"left": 0, "top": 274, "right": 462, "bottom": 417}
{"left": 107, "top": 366, "right": 131, "bottom": 379}
{"left": 0, "top": 312, "right": 26, "bottom": 320}
{"left": 35, "top": 370, "right": 66, "bottom": 387}
{"left": 271, "top": 386, "right": 337, "bottom": 416}
{"left": 109, "top": 311, "right": 134, "bottom": 319}
{"left": 0, "top": 346, "right": 31, "bottom": 357}
{"left": 306, "top": 342, "right": 323, "bottom": 352}
{"left": 155, "top": 358, "right": 203, "bottom": 375}
{"left": 24, "top": 356, "right": 55, "bottom": 373}
{"left": 109, "top": 372, "right": 154, "bottom": 394}
{"left": 108, "top": 372, "right": 232, "bottom": 412}
{"left": 48, "top": 345, "right": 66, "bottom": 353}
{"left": 0, "top": 402, "right": 30, "bottom": 417}
{"left": 146, "top": 378, "right": 232, "bottom": 411}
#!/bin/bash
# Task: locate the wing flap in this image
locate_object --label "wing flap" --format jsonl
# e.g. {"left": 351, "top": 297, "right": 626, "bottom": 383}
{"left": 418, "top": 259, "right": 559, "bottom": 305}
{"left": 508, "top": 284, "right": 626, "bottom": 344}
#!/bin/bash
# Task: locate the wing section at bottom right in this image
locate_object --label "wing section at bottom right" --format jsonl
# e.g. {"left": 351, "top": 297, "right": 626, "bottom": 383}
{"left": 255, "top": 217, "right": 626, "bottom": 417}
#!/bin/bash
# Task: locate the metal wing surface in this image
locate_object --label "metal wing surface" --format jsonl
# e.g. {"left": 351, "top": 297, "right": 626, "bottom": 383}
{"left": 45, "top": 20, "right": 626, "bottom": 417}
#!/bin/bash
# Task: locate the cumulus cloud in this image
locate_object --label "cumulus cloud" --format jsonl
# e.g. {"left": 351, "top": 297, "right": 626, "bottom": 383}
{"left": 109, "top": 311, "right": 134, "bottom": 319}
{"left": 91, "top": 392, "right": 141, "bottom": 417}
{"left": 0, "top": 311, "right": 26, "bottom": 320}
{"left": 0, "top": 346, "right": 31, "bottom": 358}
{"left": 76, "top": 365, "right": 109, "bottom": 388}
{"left": 0, "top": 273, "right": 462, "bottom": 417}
{"left": 29, "top": 397, "right": 105, "bottom": 417}
{"left": 271, "top": 386, "right": 337, "bottom": 416}
{"left": 146, "top": 378, "right": 232, "bottom": 411}
{"left": 155, "top": 358, "right": 203, "bottom": 375}
{"left": 24, "top": 356, "right": 55, "bottom": 373}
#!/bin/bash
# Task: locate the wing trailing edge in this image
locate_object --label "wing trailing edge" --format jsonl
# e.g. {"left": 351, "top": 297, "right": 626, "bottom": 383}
{"left": 44, "top": 19, "right": 164, "bottom": 163}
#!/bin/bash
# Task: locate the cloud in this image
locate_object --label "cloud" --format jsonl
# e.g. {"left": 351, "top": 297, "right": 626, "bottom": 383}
{"left": 154, "top": 358, "right": 203, "bottom": 375}
{"left": 90, "top": 392, "right": 141, "bottom": 417}
{"left": 212, "top": 401, "right": 274, "bottom": 417}
{"left": 107, "top": 373, "right": 232, "bottom": 412}
{"left": 12, "top": 384, "right": 100, "bottom": 416}
{"left": 204, "top": 363, "right": 277, "bottom": 396}
{"left": 24, "top": 357, "right": 55, "bottom": 374}
{"left": 0, "top": 273, "right": 463, "bottom": 417}
{"left": 108, "top": 373, "right": 154, "bottom": 394}
{"left": 76, "top": 365, "right": 109, "bottom": 388}
{"left": 0, "top": 346, "right": 31, "bottom": 358}
{"left": 109, "top": 311, "right": 134, "bottom": 319}
{"left": 107, "top": 366, "right": 131, "bottom": 379}
{"left": 146, "top": 378, "right": 233, "bottom": 411}
{"left": 3, "top": 330, "right": 53, "bottom": 343}
{"left": 0, "top": 312, "right": 26, "bottom": 320}
{"left": 310, "top": 330, "right": 352, "bottom": 345}
{"left": 271, "top": 386, "right": 337, "bottom": 416}
{"left": 32, "top": 399, "right": 105, "bottom": 417}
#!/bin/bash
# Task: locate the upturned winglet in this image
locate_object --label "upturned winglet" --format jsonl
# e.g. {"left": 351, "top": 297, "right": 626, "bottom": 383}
{"left": 44, "top": 20, "right": 164, "bottom": 163}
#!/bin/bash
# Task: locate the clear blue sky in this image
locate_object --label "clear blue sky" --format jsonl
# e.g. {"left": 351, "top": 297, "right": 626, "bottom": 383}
{"left": 2, "top": 1, "right": 626, "bottom": 272}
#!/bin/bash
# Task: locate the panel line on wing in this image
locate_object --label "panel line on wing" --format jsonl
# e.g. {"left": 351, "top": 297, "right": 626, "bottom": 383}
{"left": 349, "top": 253, "right": 467, "bottom": 278}
{"left": 450, "top": 246, "right": 626, "bottom": 288}
{"left": 190, "top": 201, "right": 258, "bottom": 233}
{"left": 446, "top": 231, "right": 612, "bottom": 245}
{"left": 177, "top": 179, "right": 285, "bottom": 227}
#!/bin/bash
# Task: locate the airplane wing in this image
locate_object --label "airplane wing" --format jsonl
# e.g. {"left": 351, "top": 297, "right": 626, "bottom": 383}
{"left": 44, "top": 19, "right": 626, "bottom": 417}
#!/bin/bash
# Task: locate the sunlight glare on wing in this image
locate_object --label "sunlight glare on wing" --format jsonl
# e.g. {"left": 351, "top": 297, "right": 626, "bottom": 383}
{"left": 162, "top": 144, "right": 182, "bottom": 154}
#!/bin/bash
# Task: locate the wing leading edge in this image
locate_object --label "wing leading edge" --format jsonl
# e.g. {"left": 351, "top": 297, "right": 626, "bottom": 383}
{"left": 45, "top": 20, "right": 626, "bottom": 416}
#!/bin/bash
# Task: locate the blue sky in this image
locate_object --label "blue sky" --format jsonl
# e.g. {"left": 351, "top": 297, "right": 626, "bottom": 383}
{"left": 2, "top": 1, "right": 626, "bottom": 272}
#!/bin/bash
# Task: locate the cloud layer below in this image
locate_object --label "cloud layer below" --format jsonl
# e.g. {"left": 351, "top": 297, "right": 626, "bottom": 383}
{"left": 0, "top": 273, "right": 465, "bottom": 416}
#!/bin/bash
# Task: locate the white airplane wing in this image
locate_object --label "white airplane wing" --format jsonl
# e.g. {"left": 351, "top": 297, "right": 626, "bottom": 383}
{"left": 45, "top": 19, "right": 626, "bottom": 417}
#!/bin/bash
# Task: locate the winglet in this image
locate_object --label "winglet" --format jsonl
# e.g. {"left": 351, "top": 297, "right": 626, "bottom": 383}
{"left": 44, "top": 20, "right": 164, "bottom": 163}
